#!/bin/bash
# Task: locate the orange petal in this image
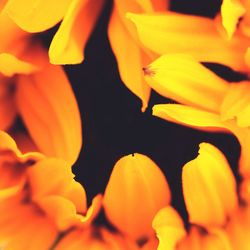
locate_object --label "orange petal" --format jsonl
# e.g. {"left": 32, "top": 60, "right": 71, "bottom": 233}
{"left": 153, "top": 104, "right": 230, "bottom": 133}
{"left": 0, "top": 53, "right": 38, "bottom": 77}
{"left": 108, "top": 5, "right": 151, "bottom": 111}
{"left": 27, "top": 158, "right": 87, "bottom": 213}
{"left": 144, "top": 54, "right": 228, "bottom": 112}
{"left": 182, "top": 143, "right": 238, "bottom": 228}
{"left": 16, "top": 52, "right": 82, "bottom": 165}
{"left": 4, "top": 0, "right": 72, "bottom": 32}
{"left": 221, "top": 0, "right": 246, "bottom": 39}
{"left": 152, "top": 206, "right": 186, "bottom": 250}
{"left": 49, "top": 0, "right": 105, "bottom": 64}
{"left": 103, "top": 153, "right": 170, "bottom": 241}
{"left": 128, "top": 12, "right": 248, "bottom": 71}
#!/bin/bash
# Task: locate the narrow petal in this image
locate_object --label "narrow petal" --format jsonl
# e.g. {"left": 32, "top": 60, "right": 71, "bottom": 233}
{"left": 103, "top": 153, "right": 170, "bottom": 241}
{"left": 221, "top": 0, "right": 246, "bottom": 39}
{"left": 128, "top": 12, "right": 248, "bottom": 71}
{"left": 182, "top": 143, "right": 238, "bottom": 228}
{"left": 49, "top": 0, "right": 105, "bottom": 64}
{"left": 4, "top": 0, "right": 72, "bottom": 32}
{"left": 108, "top": 6, "right": 151, "bottom": 111}
{"left": 0, "top": 53, "right": 38, "bottom": 77}
{"left": 16, "top": 53, "right": 82, "bottom": 165}
{"left": 144, "top": 54, "right": 228, "bottom": 112}
{"left": 153, "top": 104, "right": 229, "bottom": 133}
{"left": 152, "top": 206, "right": 186, "bottom": 250}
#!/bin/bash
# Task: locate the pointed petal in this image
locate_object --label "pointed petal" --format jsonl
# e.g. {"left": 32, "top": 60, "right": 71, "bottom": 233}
{"left": 108, "top": 6, "right": 151, "bottom": 111}
{"left": 27, "top": 158, "right": 87, "bottom": 213}
{"left": 153, "top": 206, "right": 186, "bottom": 250}
{"left": 103, "top": 153, "right": 170, "bottom": 241}
{"left": 16, "top": 52, "right": 82, "bottom": 164}
{"left": 49, "top": 0, "right": 105, "bottom": 64}
{"left": 128, "top": 12, "right": 248, "bottom": 71}
{"left": 221, "top": 0, "right": 246, "bottom": 39}
{"left": 0, "top": 53, "right": 38, "bottom": 77}
{"left": 153, "top": 104, "right": 229, "bottom": 133}
{"left": 144, "top": 54, "right": 228, "bottom": 112}
{"left": 182, "top": 143, "right": 238, "bottom": 228}
{"left": 4, "top": 0, "right": 72, "bottom": 32}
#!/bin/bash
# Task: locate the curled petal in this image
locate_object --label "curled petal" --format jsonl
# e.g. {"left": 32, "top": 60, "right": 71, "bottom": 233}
{"left": 128, "top": 12, "right": 248, "bottom": 71}
{"left": 144, "top": 54, "right": 228, "bottom": 112}
{"left": 153, "top": 206, "right": 186, "bottom": 250}
{"left": 49, "top": 0, "right": 105, "bottom": 64}
{"left": 103, "top": 153, "right": 170, "bottom": 241}
{"left": 182, "top": 143, "right": 238, "bottom": 228}
{"left": 4, "top": 0, "right": 72, "bottom": 32}
{"left": 16, "top": 55, "right": 82, "bottom": 165}
{"left": 221, "top": 0, "right": 246, "bottom": 39}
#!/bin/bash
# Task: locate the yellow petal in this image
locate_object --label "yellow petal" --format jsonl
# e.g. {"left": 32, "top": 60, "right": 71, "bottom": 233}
{"left": 108, "top": 5, "right": 151, "bottom": 111}
{"left": 152, "top": 206, "right": 186, "bottom": 250}
{"left": 0, "top": 53, "right": 38, "bottom": 77}
{"left": 16, "top": 52, "right": 82, "bottom": 165}
{"left": 221, "top": 81, "right": 250, "bottom": 127}
{"left": 182, "top": 143, "right": 238, "bottom": 228}
{"left": 49, "top": 0, "right": 105, "bottom": 64}
{"left": 4, "top": 0, "right": 72, "bottom": 32}
{"left": 144, "top": 54, "right": 228, "bottom": 112}
{"left": 103, "top": 153, "right": 170, "bottom": 241}
{"left": 153, "top": 104, "right": 229, "bottom": 133}
{"left": 221, "top": 0, "right": 246, "bottom": 39}
{"left": 128, "top": 12, "right": 248, "bottom": 71}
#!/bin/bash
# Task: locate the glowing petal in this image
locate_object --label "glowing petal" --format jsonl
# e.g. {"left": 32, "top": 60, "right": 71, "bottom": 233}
{"left": 153, "top": 206, "right": 186, "bottom": 250}
{"left": 0, "top": 53, "right": 38, "bottom": 77}
{"left": 144, "top": 54, "right": 228, "bottom": 112}
{"left": 108, "top": 5, "right": 151, "bottom": 111}
{"left": 221, "top": 0, "right": 246, "bottom": 39}
{"left": 153, "top": 104, "right": 229, "bottom": 133}
{"left": 103, "top": 153, "right": 170, "bottom": 241}
{"left": 128, "top": 12, "right": 248, "bottom": 71}
{"left": 4, "top": 0, "right": 72, "bottom": 32}
{"left": 182, "top": 143, "right": 238, "bottom": 228}
{"left": 16, "top": 54, "right": 82, "bottom": 165}
{"left": 49, "top": 0, "right": 104, "bottom": 64}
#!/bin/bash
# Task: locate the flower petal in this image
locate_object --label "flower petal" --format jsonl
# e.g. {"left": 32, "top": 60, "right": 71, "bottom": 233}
{"left": 108, "top": 5, "right": 151, "bottom": 111}
{"left": 221, "top": 0, "right": 246, "bottom": 39}
{"left": 152, "top": 206, "right": 186, "bottom": 250}
{"left": 4, "top": 0, "right": 72, "bottom": 32}
{"left": 182, "top": 143, "right": 238, "bottom": 228}
{"left": 144, "top": 54, "right": 228, "bottom": 112}
{"left": 49, "top": 0, "right": 105, "bottom": 64}
{"left": 16, "top": 52, "right": 82, "bottom": 164}
{"left": 128, "top": 12, "right": 248, "bottom": 71}
{"left": 103, "top": 153, "right": 170, "bottom": 241}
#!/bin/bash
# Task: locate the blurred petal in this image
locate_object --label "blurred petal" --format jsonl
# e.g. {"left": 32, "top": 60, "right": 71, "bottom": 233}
{"left": 0, "top": 53, "right": 38, "bottom": 77}
{"left": 182, "top": 143, "right": 238, "bottom": 228}
{"left": 128, "top": 12, "right": 248, "bottom": 71}
{"left": 108, "top": 6, "right": 151, "bottom": 111}
{"left": 103, "top": 153, "right": 170, "bottom": 241}
{"left": 55, "top": 227, "right": 139, "bottom": 250}
{"left": 144, "top": 54, "right": 228, "bottom": 112}
{"left": 221, "top": 82, "right": 250, "bottom": 127}
{"left": 27, "top": 158, "right": 87, "bottom": 213}
{"left": 16, "top": 52, "right": 82, "bottom": 164}
{"left": 153, "top": 206, "right": 186, "bottom": 250}
{"left": 221, "top": 0, "right": 246, "bottom": 39}
{"left": 4, "top": 0, "right": 72, "bottom": 32}
{"left": 49, "top": 0, "right": 105, "bottom": 64}
{"left": 153, "top": 104, "right": 229, "bottom": 133}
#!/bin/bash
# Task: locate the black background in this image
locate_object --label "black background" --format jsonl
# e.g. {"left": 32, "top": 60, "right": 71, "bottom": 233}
{"left": 41, "top": 0, "right": 242, "bottom": 224}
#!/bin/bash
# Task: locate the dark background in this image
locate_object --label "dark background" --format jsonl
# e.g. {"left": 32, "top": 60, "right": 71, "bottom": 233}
{"left": 42, "top": 0, "right": 242, "bottom": 224}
